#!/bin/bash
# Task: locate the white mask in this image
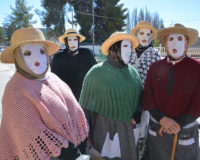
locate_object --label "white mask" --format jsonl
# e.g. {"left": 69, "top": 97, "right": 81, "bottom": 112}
{"left": 136, "top": 28, "right": 152, "bottom": 47}
{"left": 121, "top": 40, "right": 132, "bottom": 64}
{"left": 21, "top": 44, "right": 48, "bottom": 75}
{"left": 67, "top": 36, "right": 78, "bottom": 51}
{"left": 167, "top": 34, "right": 185, "bottom": 59}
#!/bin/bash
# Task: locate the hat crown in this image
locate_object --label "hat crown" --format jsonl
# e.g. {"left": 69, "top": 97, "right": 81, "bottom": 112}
{"left": 137, "top": 21, "right": 152, "bottom": 27}
{"left": 11, "top": 27, "right": 45, "bottom": 45}
{"left": 64, "top": 28, "right": 78, "bottom": 35}
{"left": 173, "top": 23, "right": 185, "bottom": 28}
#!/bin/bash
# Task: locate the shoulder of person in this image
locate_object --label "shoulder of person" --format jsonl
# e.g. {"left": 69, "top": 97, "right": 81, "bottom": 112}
{"left": 53, "top": 49, "right": 65, "bottom": 56}
{"left": 186, "top": 56, "right": 200, "bottom": 67}
{"left": 79, "top": 47, "right": 94, "bottom": 55}
{"left": 84, "top": 62, "right": 103, "bottom": 77}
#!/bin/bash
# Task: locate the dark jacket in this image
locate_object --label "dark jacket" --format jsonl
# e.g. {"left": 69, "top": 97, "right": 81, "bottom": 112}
{"left": 51, "top": 48, "right": 97, "bottom": 100}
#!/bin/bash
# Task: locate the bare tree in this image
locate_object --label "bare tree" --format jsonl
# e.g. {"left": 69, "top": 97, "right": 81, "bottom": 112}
{"left": 144, "top": 7, "right": 151, "bottom": 22}
{"left": 129, "top": 7, "right": 164, "bottom": 30}
{"left": 126, "top": 10, "right": 131, "bottom": 33}
{"left": 138, "top": 8, "right": 144, "bottom": 22}
{"left": 152, "top": 12, "right": 160, "bottom": 29}
{"left": 131, "top": 8, "right": 138, "bottom": 28}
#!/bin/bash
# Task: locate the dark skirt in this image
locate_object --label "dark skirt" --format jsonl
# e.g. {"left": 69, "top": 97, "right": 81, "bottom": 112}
{"left": 147, "top": 119, "right": 200, "bottom": 160}
{"left": 85, "top": 109, "right": 137, "bottom": 160}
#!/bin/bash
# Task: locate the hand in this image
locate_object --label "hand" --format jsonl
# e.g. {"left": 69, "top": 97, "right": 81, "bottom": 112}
{"left": 159, "top": 116, "right": 180, "bottom": 134}
{"left": 131, "top": 118, "right": 136, "bottom": 125}
{"left": 159, "top": 126, "right": 168, "bottom": 136}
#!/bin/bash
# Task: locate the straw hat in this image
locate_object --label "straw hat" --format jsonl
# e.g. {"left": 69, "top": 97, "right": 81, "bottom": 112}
{"left": 101, "top": 32, "right": 139, "bottom": 55}
{"left": 1, "top": 27, "right": 60, "bottom": 64}
{"left": 58, "top": 28, "right": 86, "bottom": 44}
{"left": 157, "top": 23, "right": 199, "bottom": 46}
{"left": 130, "top": 21, "right": 157, "bottom": 40}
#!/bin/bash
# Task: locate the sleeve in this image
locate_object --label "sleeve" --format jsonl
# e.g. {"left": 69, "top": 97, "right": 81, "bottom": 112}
{"left": 87, "top": 49, "right": 97, "bottom": 66}
{"left": 141, "top": 65, "right": 158, "bottom": 111}
{"left": 149, "top": 108, "right": 165, "bottom": 122}
{"left": 51, "top": 54, "right": 62, "bottom": 75}
{"left": 186, "top": 76, "right": 200, "bottom": 117}
{"left": 5, "top": 86, "right": 69, "bottom": 160}
{"left": 176, "top": 114, "right": 197, "bottom": 127}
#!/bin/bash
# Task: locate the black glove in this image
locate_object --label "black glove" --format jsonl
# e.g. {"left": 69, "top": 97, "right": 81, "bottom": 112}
{"left": 57, "top": 142, "right": 80, "bottom": 160}
{"left": 132, "top": 111, "right": 142, "bottom": 124}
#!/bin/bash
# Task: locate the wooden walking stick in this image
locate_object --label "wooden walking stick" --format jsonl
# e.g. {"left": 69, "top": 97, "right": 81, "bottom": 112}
{"left": 170, "top": 134, "right": 178, "bottom": 160}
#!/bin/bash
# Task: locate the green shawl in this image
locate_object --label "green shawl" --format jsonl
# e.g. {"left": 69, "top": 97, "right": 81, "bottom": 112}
{"left": 79, "top": 61, "right": 142, "bottom": 122}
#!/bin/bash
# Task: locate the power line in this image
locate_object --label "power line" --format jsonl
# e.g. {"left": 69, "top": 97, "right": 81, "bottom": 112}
{"left": 75, "top": 11, "right": 121, "bottom": 20}
{"left": 164, "top": 19, "right": 200, "bottom": 22}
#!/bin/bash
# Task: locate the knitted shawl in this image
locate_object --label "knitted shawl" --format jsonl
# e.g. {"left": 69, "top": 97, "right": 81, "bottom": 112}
{"left": 129, "top": 47, "right": 161, "bottom": 87}
{"left": 0, "top": 72, "right": 89, "bottom": 160}
{"left": 79, "top": 61, "right": 142, "bottom": 122}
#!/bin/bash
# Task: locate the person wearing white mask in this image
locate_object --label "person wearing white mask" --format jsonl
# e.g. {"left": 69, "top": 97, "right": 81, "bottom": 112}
{"left": 142, "top": 24, "right": 200, "bottom": 160}
{"left": 51, "top": 28, "right": 97, "bottom": 100}
{"left": 79, "top": 32, "right": 142, "bottom": 160}
{"left": 0, "top": 27, "right": 89, "bottom": 160}
{"left": 129, "top": 21, "right": 161, "bottom": 159}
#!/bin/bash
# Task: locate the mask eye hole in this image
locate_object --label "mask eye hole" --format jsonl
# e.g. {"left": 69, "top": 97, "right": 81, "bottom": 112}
{"left": 40, "top": 48, "right": 45, "bottom": 55}
{"left": 24, "top": 50, "right": 31, "bottom": 56}
{"left": 169, "top": 37, "right": 174, "bottom": 41}
{"left": 178, "top": 36, "right": 183, "bottom": 41}
{"left": 123, "top": 44, "right": 128, "bottom": 47}
{"left": 147, "top": 33, "right": 151, "bottom": 36}
{"left": 139, "top": 32, "right": 144, "bottom": 35}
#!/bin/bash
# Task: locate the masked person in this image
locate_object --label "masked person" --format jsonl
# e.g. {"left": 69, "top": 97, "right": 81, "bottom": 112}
{"left": 0, "top": 27, "right": 89, "bottom": 160}
{"left": 51, "top": 28, "right": 97, "bottom": 100}
{"left": 79, "top": 32, "right": 142, "bottom": 160}
{"left": 129, "top": 21, "right": 161, "bottom": 159}
{"left": 142, "top": 24, "right": 200, "bottom": 160}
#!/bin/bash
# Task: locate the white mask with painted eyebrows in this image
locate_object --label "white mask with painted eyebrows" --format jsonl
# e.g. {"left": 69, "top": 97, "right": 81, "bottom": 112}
{"left": 21, "top": 44, "right": 48, "bottom": 75}
{"left": 121, "top": 40, "right": 132, "bottom": 64}
{"left": 136, "top": 28, "right": 152, "bottom": 47}
{"left": 167, "top": 34, "right": 185, "bottom": 59}
{"left": 67, "top": 36, "right": 78, "bottom": 51}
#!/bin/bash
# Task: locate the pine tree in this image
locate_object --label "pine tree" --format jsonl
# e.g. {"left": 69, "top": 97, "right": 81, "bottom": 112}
{"left": 3, "top": 0, "right": 35, "bottom": 40}
{"left": 0, "top": 28, "right": 5, "bottom": 43}
{"left": 39, "top": 0, "right": 68, "bottom": 36}
{"left": 73, "top": 0, "right": 127, "bottom": 44}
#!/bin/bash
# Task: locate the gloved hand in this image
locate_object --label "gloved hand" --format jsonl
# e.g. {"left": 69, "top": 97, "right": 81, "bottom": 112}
{"left": 57, "top": 142, "right": 80, "bottom": 160}
{"left": 86, "top": 144, "right": 103, "bottom": 160}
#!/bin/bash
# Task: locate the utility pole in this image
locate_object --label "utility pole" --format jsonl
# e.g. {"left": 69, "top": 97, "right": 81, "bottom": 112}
{"left": 92, "top": 0, "right": 95, "bottom": 52}
{"left": 71, "top": 7, "right": 74, "bottom": 29}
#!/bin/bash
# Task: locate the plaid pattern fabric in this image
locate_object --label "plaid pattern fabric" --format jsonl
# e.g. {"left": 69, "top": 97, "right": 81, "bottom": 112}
{"left": 129, "top": 47, "right": 161, "bottom": 87}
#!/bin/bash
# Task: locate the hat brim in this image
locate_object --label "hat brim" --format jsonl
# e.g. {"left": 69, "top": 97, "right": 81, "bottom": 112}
{"left": 58, "top": 33, "right": 86, "bottom": 44}
{"left": 130, "top": 25, "right": 157, "bottom": 40}
{"left": 157, "top": 27, "right": 199, "bottom": 46}
{"left": 1, "top": 40, "right": 60, "bottom": 63}
{"left": 101, "top": 34, "right": 139, "bottom": 55}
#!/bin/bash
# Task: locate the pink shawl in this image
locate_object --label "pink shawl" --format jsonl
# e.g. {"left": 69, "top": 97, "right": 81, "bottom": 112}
{"left": 0, "top": 72, "right": 89, "bottom": 160}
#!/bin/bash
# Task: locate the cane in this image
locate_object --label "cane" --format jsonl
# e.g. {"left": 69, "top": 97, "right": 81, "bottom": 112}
{"left": 170, "top": 134, "right": 178, "bottom": 160}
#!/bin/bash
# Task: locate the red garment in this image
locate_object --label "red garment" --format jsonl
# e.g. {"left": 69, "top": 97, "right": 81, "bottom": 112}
{"left": 142, "top": 56, "right": 200, "bottom": 119}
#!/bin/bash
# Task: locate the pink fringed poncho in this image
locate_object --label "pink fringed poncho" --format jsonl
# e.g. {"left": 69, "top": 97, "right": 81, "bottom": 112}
{"left": 0, "top": 72, "right": 89, "bottom": 160}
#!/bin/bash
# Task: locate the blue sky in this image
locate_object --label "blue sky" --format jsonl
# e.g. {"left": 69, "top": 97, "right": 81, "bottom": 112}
{"left": 0, "top": 0, "right": 200, "bottom": 33}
